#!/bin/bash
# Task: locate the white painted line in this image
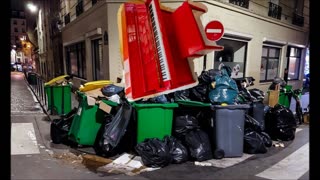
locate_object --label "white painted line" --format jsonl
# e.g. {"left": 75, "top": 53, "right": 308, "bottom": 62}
{"left": 11, "top": 123, "right": 40, "bottom": 155}
{"left": 11, "top": 111, "right": 43, "bottom": 114}
{"left": 206, "top": 29, "right": 222, "bottom": 33}
{"left": 256, "top": 143, "right": 309, "bottom": 180}
{"left": 198, "top": 154, "right": 253, "bottom": 168}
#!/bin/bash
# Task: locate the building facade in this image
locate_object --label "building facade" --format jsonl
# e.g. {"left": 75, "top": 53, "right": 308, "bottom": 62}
{"left": 35, "top": 0, "right": 63, "bottom": 81}
{"left": 56, "top": 0, "right": 309, "bottom": 95}
{"left": 10, "top": 10, "right": 28, "bottom": 65}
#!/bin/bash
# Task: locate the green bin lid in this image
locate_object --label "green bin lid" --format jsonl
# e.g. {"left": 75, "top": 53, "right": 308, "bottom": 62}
{"left": 132, "top": 102, "right": 178, "bottom": 109}
{"left": 211, "top": 104, "right": 250, "bottom": 110}
{"left": 176, "top": 100, "right": 211, "bottom": 107}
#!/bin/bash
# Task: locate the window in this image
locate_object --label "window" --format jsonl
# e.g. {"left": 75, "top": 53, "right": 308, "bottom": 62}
{"left": 19, "top": 12, "right": 25, "bottom": 18}
{"left": 22, "top": 28, "right": 26, "bottom": 33}
{"left": 92, "top": 39, "right": 103, "bottom": 80}
{"left": 12, "top": 11, "right": 18, "bottom": 17}
{"left": 14, "top": 28, "right": 18, "bottom": 32}
{"left": 76, "top": 0, "right": 83, "bottom": 17}
{"left": 268, "top": 2, "right": 282, "bottom": 20}
{"left": 229, "top": 0, "right": 249, "bottom": 9}
{"left": 260, "top": 46, "right": 281, "bottom": 82}
{"left": 286, "top": 46, "right": 302, "bottom": 80}
{"left": 13, "top": 20, "right": 17, "bottom": 25}
{"left": 214, "top": 38, "right": 247, "bottom": 78}
{"left": 65, "top": 42, "right": 86, "bottom": 79}
{"left": 21, "top": 21, "right": 25, "bottom": 25}
{"left": 64, "top": 13, "right": 70, "bottom": 25}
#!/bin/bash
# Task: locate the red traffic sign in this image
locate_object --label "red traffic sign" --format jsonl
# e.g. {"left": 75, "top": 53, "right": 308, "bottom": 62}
{"left": 205, "top": 20, "right": 224, "bottom": 41}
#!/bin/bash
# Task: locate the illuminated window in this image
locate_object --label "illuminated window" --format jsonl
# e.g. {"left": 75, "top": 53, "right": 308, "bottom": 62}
{"left": 286, "top": 46, "right": 302, "bottom": 80}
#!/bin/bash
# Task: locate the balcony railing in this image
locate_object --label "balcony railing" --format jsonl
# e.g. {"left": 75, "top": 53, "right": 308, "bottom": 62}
{"left": 64, "top": 13, "right": 70, "bottom": 25}
{"left": 268, "top": 2, "right": 282, "bottom": 20}
{"left": 92, "top": 0, "right": 97, "bottom": 5}
{"left": 76, "top": 1, "right": 84, "bottom": 17}
{"left": 229, "top": 0, "right": 249, "bottom": 9}
{"left": 292, "top": 12, "right": 304, "bottom": 27}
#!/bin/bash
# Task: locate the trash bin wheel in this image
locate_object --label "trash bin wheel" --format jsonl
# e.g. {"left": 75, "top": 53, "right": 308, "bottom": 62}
{"left": 213, "top": 149, "right": 225, "bottom": 159}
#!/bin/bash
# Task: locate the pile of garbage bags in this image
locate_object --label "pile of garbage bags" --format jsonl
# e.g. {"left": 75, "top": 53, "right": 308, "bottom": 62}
{"left": 49, "top": 65, "right": 299, "bottom": 169}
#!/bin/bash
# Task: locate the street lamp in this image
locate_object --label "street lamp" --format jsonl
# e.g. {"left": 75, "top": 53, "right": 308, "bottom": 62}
{"left": 27, "top": 3, "right": 38, "bottom": 13}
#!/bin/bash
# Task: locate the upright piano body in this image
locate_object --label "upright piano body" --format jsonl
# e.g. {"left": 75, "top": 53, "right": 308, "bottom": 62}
{"left": 118, "top": 0, "right": 224, "bottom": 101}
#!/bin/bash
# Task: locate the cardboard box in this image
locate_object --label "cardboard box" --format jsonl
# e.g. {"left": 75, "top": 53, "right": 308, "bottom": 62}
{"left": 99, "top": 101, "right": 112, "bottom": 114}
{"left": 268, "top": 84, "right": 280, "bottom": 107}
{"left": 303, "top": 113, "right": 310, "bottom": 124}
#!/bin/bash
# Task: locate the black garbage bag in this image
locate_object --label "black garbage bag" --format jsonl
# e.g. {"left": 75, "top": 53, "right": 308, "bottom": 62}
{"left": 245, "top": 114, "right": 263, "bottom": 133}
{"left": 269, "top": 77, "right": 287, "bottom": 90}
{"left": 243, "top": 129, "right": 267, "bottom": 154}
{"left": 237, "top": 88, "right": 254, "bottom": 103}
{"left": 174, "top": 114, "right": 200, "bottom": 138}
{"left": 265, "top": 104, "right": 297, "bottom": 141}
{"left": 95, "top": 103, "right": 136, "bottom": 157}
{"left": 249, "top": 88, "right": 265, "bottom": 101}
{"left": 135, "top": 138, "right": 172, "bottom": 168}
{"left": 174, "top": 90, "right": 191, "bottom": 101}
{"left": 95, "top": 113, "right": 118, "bottom": 156}
{"left": 164, "top": 136, "right": 188, "bottom": 164}
{"left": 198, "top": 69, "right": 221, "bottom": 84}
{"left": 101, "top": 84, "right": 124, "bottom": 97}
{"left": 50, "top": 108, "right": 77, "bottom": 144}
{"left": 189, "top": 84, "right": 209, "bottom": 102}
{"left": 246, "top": 77, "right": 255, "bottom": 87}
{"left": 184, "top": 129, "right": 213, "bottom": 161}
{"left": 100, "top": 100, "right": 132, "bottom": 149}
{"left": 148, "top": 95, "right": 170, "bottom": 103}
{"left": 261, "top": 132, "right": 272, "bottom": 148}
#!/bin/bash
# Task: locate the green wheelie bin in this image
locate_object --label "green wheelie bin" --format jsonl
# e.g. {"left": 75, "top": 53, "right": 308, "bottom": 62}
{"left": 68, "top": 92, "right": 119, "bottom": 146}
{"left": 45, "top": 84, "right": 72, "bottom": 115}
{"left": 278, "top": 85, "right": 293, "bottom": 108}
{"left": 132, "top": 102, "right": 178, "bottom": 143}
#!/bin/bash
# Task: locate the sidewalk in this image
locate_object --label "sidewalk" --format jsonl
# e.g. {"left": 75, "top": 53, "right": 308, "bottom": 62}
{"left": 11, "top": 72, "right": 124, "bottom": 179}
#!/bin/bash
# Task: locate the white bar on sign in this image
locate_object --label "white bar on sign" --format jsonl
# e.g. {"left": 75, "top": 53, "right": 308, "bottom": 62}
{"left": 256, "top": 143, "right": 309, "bottom": 180}
{"left": 206, "top": 29, "right": 222, "bottom": 33}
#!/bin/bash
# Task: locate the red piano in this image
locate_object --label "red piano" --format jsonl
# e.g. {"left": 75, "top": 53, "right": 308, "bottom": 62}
{"left": 118, "top": 0, "right": 224, "bottom": 101}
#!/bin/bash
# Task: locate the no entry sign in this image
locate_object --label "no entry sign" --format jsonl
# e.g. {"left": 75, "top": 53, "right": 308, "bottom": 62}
{"left": 205, "top": 20, "right": 224, "bottom": 41}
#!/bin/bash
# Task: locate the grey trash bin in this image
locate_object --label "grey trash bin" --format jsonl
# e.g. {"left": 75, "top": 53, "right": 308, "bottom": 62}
{"left": 210, "top": 104, "right": 250, "bottom": 158}
{"left": 251, "top": 101, "right": 266, "bottom": 131}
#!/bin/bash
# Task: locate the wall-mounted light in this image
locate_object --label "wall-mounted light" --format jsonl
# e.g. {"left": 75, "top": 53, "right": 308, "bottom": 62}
{"left": 20, "top": 35, "right": 26, "bottom": 41}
